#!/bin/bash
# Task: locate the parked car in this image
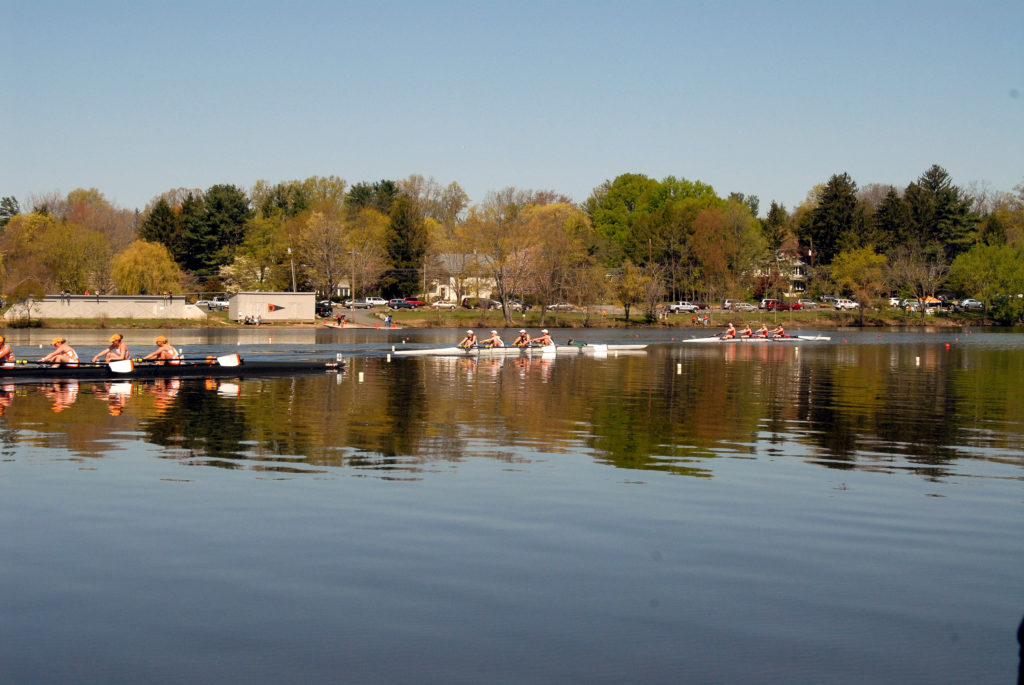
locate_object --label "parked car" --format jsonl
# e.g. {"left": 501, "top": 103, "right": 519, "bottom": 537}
{"left": 548, "top": 302, "right": 575, "bottom": 311}
{"left": 365, "top": 296, "right": 388, "bottom": 307}
{"left": 668, "top": 301, "right": 699, "bottom": 313}
{"left": 431, "top": 300, "right": 457, "bottom": 310}
{"left": 508, "top": 299, "right": 531, "bottom": 312}
{"left": 461, "top": 297, "right": 501, "bottom": 309}
{"left": 404, "top": 298, "right": 426, "bottom": 307}
{"left": 722, "top": 299, "right": 741, "bottom": 310}
{"left": 833, "top": 298, "right": 859, "bottom": 310}
{"left": 342, "top": 299, "right": 374, "bottom": 309}
{"left": 733, "top": 302, "right": 757, "bottom": 312}
{"left": 797, "top": 299, "right": 818, "bottom": 309}
{"left": 957, "top": 297, "right": 984, "bottom": 311}
{"left": 888, "top": 297, "right": 901, "bottom": 307}
{"left": 388, "top": 298, "right": 416, "bottom": 310}
{"left": 759, "top": 299, "right": 777, "bottom": 310}
{"left": 196, "top": 296, "right": 228, "bottom": 310}
{"left": 315, "top": 301, "right": 333, "bottom": 317}
{"left": 820, "top": 295, "right": 838, "bottom": 305}
{"left": 768, "top": 301, "right": 802, "bottom": 311}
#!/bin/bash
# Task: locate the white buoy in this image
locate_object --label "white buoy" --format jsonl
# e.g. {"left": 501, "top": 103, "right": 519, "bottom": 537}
{"left": 392, "top": 346, "right": 395, "bottom": 352}
{"left": 386, "top": 354, "right": 391, "bottom": 362}
{"left": 676, "top": 363, "right": 682, "bottom": 374}
{"left": 358, "top": 371, "right": 364, "bottom": 383}
{"left": 915, "top": 356, "right": 920, "bottom": 366}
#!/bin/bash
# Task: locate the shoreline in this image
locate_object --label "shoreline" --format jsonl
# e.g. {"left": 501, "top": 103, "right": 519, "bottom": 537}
{"left": 2, "top": 311, "right": 1004, "bottom": 331}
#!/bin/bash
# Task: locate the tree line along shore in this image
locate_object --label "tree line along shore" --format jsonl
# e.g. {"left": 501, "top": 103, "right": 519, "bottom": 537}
{"left": 1, "top": 164, "right": 1021, "bottom": 328}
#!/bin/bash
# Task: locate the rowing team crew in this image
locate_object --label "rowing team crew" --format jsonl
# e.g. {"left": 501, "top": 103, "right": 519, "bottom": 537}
{"left": 457, "top": 329, "right": 555, "bottom": 350}
{"left": 722, "top": 322, "right": 789, "bottom": 339}
{"left": 0, "top": 334, "right": 184, "bottom": 368}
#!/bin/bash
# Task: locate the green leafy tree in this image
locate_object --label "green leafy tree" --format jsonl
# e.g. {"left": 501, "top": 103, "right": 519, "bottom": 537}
{"left": 763, "top": 201, "right": 790, "bottom": 253}
{"left": 830, "top": 247, "right": 887, "bottom": 325}
{"left": 0, "top": 196, "right": 21, "bottom": 228}
{"left": 346, "top": 180, "right": 399, "bottom": 215}
{"left": 381, "top": 195, "right": 428, "bottom": 298}
{"left": 138, "top": 198, "right": 183, "bottom": 259}
{"left": 179, "top": 193, "right": 212, "bottom": 273}
{"left": 947, "top": 243, "right": 1024, "bottom": 324}
{"left": 873, "top": 187, "right": 911, "bottom": 253}
{"left": 204, "top": 184, "right": 252, "bottom": 263}
{"left": 903, "top": 165, "right": 976, "bottom": 260}
{"left": 111, "top": 240, "right": 182, "bottom": 294}
{"left": 799, "top": 172, "right": 864, "bottom": 265}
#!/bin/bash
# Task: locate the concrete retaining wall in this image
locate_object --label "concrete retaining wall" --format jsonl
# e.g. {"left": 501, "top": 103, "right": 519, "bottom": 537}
{"left": 4, "top": 295, "right": 208, "bottom": 321}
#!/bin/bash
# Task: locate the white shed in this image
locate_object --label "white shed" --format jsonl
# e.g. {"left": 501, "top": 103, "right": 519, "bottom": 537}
{"left": 229, "top": 292, "right": 315, "bottom": 323}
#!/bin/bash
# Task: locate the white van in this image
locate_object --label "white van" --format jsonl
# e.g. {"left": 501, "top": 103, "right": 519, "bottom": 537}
{"left": 833, "top": 298, "right": 858, "bottom": 310}
{"left": 364, "top": 296, "right": 387, "bottom": 307}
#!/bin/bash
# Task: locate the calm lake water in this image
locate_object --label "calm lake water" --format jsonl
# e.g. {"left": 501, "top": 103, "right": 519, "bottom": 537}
{"left": 1, "top": 327, "right": 1021, "bottom": 684}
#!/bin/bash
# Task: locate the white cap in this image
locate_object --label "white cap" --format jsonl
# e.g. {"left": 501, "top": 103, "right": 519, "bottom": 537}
{"left": 467, "top": 330, "right": 473, "bottom": 334}
{"left": 542, "top": 329, "right": 548, "bottom": 334}
{"left": 490, "top": 330, "right": 497, "bottom": 334}
{"left": 519, "top": 329, "right": 526, "bottom": 333}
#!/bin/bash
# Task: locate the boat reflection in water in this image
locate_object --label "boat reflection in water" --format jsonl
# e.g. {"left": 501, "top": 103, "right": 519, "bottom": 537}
{"left": 0, "top": 343, "right": 1020, "bottom": 483}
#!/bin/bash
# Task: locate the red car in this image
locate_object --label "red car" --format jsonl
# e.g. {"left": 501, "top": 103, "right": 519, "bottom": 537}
{"left": 768, "top": 301, "right": 803, "bottom": 311}
{"left": 403, "top": 298, "right": 426, "bottom": 307}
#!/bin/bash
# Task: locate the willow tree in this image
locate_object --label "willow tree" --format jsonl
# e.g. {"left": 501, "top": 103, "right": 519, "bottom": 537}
{"left": 111, "top": 240, "right": 182, "bottom": 294}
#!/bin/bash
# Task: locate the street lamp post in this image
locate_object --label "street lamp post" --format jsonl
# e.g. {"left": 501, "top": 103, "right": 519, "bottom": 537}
{"left": 288, "top": 247, "right": 297, "bottom": 293}
{"left": 349, "top": 250, "right": 358, "bottom": 316}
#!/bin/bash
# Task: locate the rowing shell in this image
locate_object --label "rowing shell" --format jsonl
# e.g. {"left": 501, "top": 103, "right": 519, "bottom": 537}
{"left": 394, "top": 344, "right": 648, "bottom": 357}
{"left": 0, "top": 356, "right": 343, "bottom": 382}
{"left": 682, "top": 335, "right": 831, "bottom": 344}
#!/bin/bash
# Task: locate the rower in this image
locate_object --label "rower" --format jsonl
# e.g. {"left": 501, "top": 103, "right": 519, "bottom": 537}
{"left": 93, "top": 333, "right": 130, "bottom": 363}
{"left": 722, "top": 323, "right": 737, "bottom": 339}
{"left": 481, "top": 330, "right": 504, "bottom": 348}
{"left": 457, "top": 330, "right": 477, "bottom": 349}
{"left": 533, "top": 329, "right": 554, "bottom": 347}
{"left": 740, "top": 323, "right": 754, "bottom": 338}
{"left": 757, "top": 323, "right": 770, "bottom": 338}
{"left": 513, "top": 329, "right": 532, "bottom": 347}
{"left": 772, "top": 323, "right": 786, "bottom": 338}
{"left": 143, "top": 335, "right": 182, "bottom": 365}
{"left": 39, "top": 337, "right": 79, "bottom": 367}
{"left": 0, "top": 335, "right": 15, "bottom": 368}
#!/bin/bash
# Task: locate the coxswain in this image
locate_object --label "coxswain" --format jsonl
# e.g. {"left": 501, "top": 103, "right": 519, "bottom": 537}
{"left": 39, "top": 337, "right": 79, "bottom": 366}
{"left": 93, "top": 333, "right": 130, "bottom": 363}
{"left": 740, "top": 323, "right": 754, "bottom": 338}
{"left": 722, "top": 323, "right": 737, "bottom": 339}
{"left": 143, "top": 335, "right": 182, "bottom": 364}
{"left": 481, "top": 330, "right": 504, "bottom": 348}
{"left": 457, "top": 330, "right": 477, "bottom": 349}
{"left": 757, "top": 323, "right": 770, "bottom": 338}
{"left": 533, "top": 329, "right": 554, "bottom": 346}
{"left": 0, "top": 335, "right": 15, "bottom": 367}
{"left": 772, "top": 323, "right": 787, "bottom": 338}
{"left": 513, "top": 329, "right": 532, "bottom": 347}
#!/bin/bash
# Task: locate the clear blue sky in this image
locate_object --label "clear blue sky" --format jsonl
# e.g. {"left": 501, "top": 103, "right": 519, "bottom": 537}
{"left": 4, "top": 0, "right": 1022, "bottom": 214}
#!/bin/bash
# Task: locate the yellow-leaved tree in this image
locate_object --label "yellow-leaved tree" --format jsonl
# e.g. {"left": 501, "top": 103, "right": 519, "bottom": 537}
{"left": 111, "top": 241, "right": 182, "bottom": 294}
